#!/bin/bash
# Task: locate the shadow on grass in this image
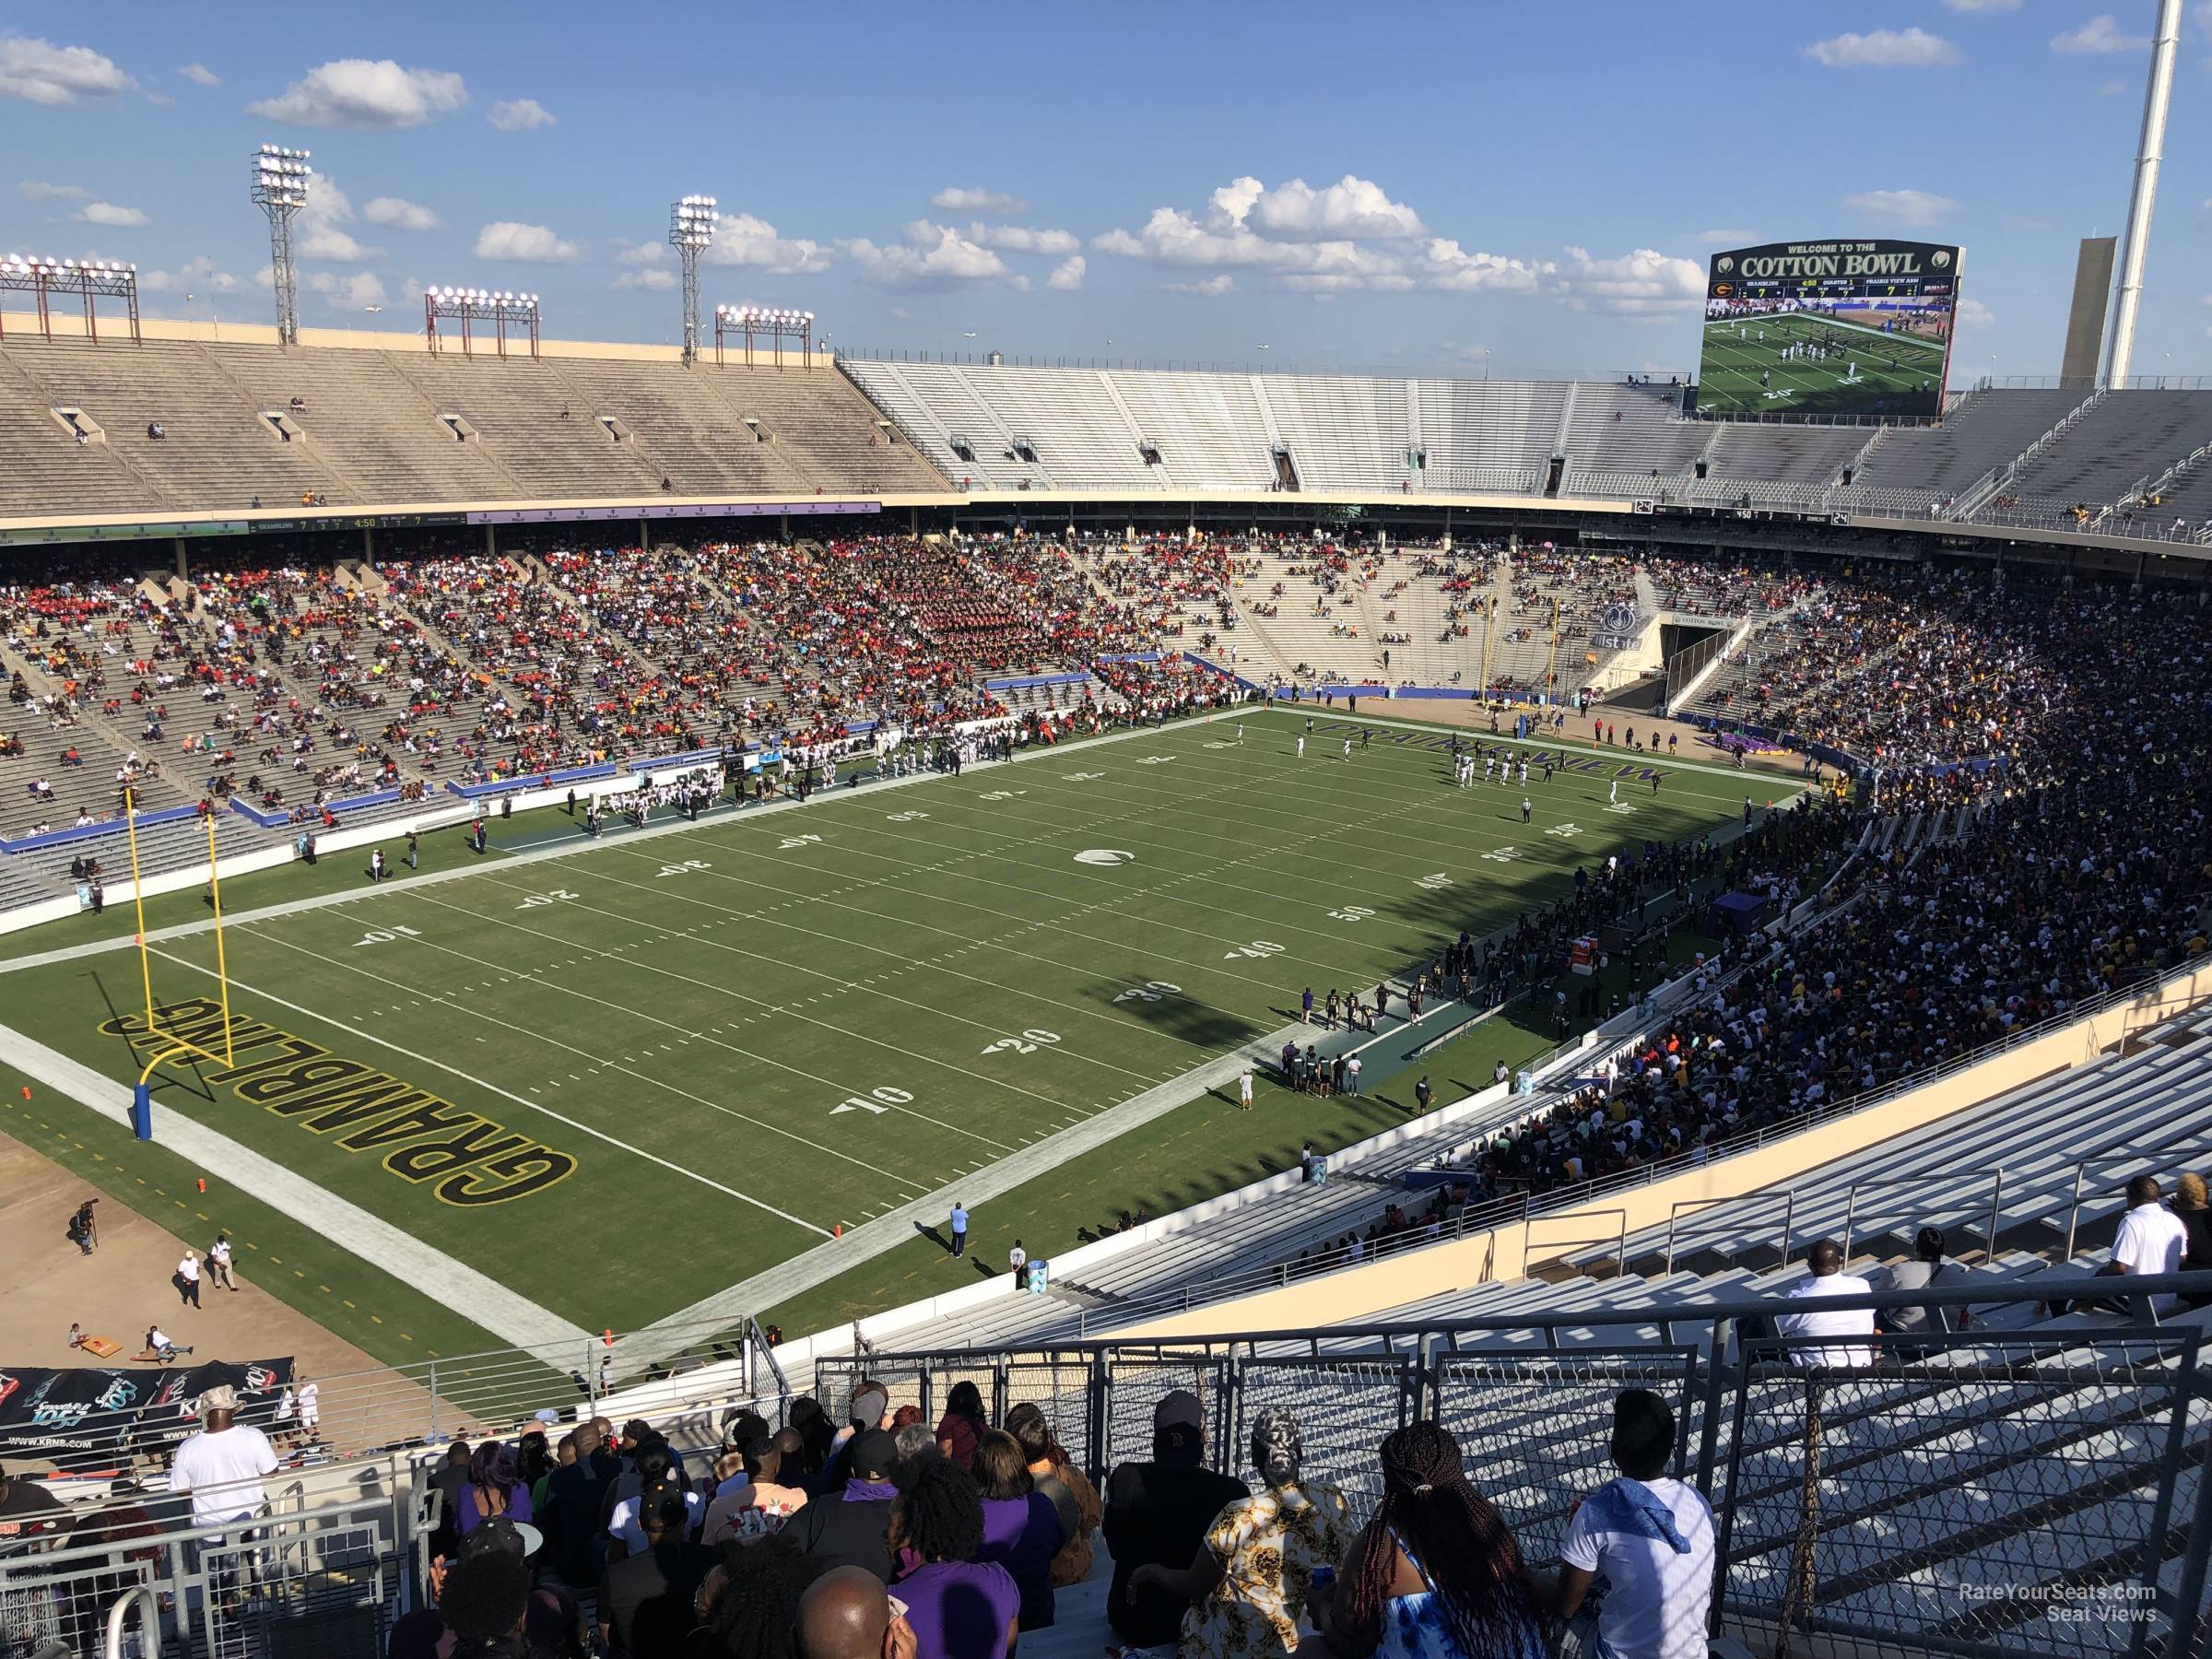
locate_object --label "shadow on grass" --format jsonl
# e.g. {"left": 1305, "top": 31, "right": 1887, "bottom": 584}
{"left": 1079, "top": 981, "right": 1259, "bottom": 1051}
{"left": 86, "top": 967, "right": 219, "bottom": 1114}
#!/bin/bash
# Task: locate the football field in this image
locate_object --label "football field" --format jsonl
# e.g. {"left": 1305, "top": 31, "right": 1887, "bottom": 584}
{"left": 1698, "top": 311, "right": 1947, "bottom": 418}
{"left": 0, "top": 706, "right": 1788, "bottom": 1358}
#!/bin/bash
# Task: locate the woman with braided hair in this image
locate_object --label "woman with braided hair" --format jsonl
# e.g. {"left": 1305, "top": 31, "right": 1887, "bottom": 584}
{"left": 1315, "top": 1421, "right": 1545, "bottom": 1659}
{"left": 1128, "top": 1406, "right": 1349, "bottom": 1659}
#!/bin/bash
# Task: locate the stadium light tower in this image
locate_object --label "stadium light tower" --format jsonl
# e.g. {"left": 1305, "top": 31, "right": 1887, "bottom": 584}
{"left": 250, "top": 144, "right": 312, "bottom": 347}
{"left": 670, "top": 195, "right": 716, "bottom": 367}
{"left": 2103, "top": 0, "right": 2182, "bottom": 387}
{"left": 424, "top": 288, "right": 542, "bottom": 359}
{"left": 714, "top": 304, "right": 813, "bottom": 368}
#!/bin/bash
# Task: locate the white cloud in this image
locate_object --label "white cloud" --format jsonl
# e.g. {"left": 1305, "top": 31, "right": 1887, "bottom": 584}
{"left": 1413, "top": 239, "right": 1547, "bottom": 294}
{"left": 1046, "top": 255, "right": 1085, "bottom": 291}
{"left": 965, "top": 223, "right": 1082, "bottom": 256}
{"left": 139, "top": 254, "right": 244, "bottom": 295}
{"left": 1943, "top": 0, "right": 2019, "bottom": 10}
{"left": 296, "top": 178, "right": 381, "bottom": 263}
{"left": 1842, "top": 187, "right": 1959, "bottom": 228}
{"left": 487, "top": 97, "right": 554, "bottom": 132}
{"left": 474, "top": 220, "right": 582, "bottom": 263}
{"left": 1958, "top": 297, "right": 1997, "bottom": 330}
{"left": 1805, "top": 28, "right": 1960, "bottom": 68}
{"left": 1692, "top": 229, "right": 1757, "bottom": 246}
{"left": 613, "top": 267, "right": 676, "bottom": 291}
{"left": 704, "top": 212, "right": 831, "bottom": 276}
{"left": 2100, "top": 78, "right": 2129, "bottom": 94}
{"left": 248, "top": 58, "right": 467, "bottom": 128}
{"left": 0, "top": 38, "right": 134, "bottom": 104}
{"left": 362, "top": 195, "right": 442, "bottom": 232}
{"left": 1556, "top": 246, "right": 1706, "bottom": 315}
{"left": 304, "top": 270, "right": 389, "bottom": 309}
{"left": 841, "top": 221, "right": 1026, "bottom": 291}
{"left": 17, "top": 179, "right": 87, "bottom": 202}
{"left": 615, "top": 242, "right": 667, "bottom": 267}
{"left": 76, "top": 200, "right": 146, "bottom": 227}
{"left": 177, "top": 62, "right": 220, "bottom": 87}
{"left": 1229, "top": 174, "right": 1426, "bottom": 241}
{"left": 1166, "top": 274, "right": 1236, "bottom": 297}
{"left": 2053, "top": 15, "right": 2148, "bottom": 53}
{"left": 930, "top": 186, "right": 1027, "bottom": 216}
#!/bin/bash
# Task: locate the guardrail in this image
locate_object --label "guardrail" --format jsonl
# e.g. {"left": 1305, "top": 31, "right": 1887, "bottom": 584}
{"left": 813, "top": 1277, "right": 2212, "bottom": 1659}
{"left": 8, "top": 1277, "right": 2209, "bottom": 1659}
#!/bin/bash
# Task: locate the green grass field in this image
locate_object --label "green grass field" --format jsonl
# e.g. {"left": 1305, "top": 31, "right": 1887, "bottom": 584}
{"left": 0, "top": 706, "right": 1792, "bottom": 1362}
{"left": 1698, "top": 311, "right": 1947, "bottom": 419}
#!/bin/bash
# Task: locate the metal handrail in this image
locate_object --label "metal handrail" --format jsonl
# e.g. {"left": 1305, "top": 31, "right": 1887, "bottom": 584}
{"left": 862, "top": 1271, "right": 2212, "bottom": 1357}
{"left": 1841, "top": 1171, "right": 2005, "bottom": 1265}
{"left": 1664, "top": 1192, "right": 1794, "bottom": 1277}
{"left": 102, "top": 1585, "right": 159, "bottom": 1659}
{"left": 1524, "top": 1206, "right": 1628, "bottom": 1278}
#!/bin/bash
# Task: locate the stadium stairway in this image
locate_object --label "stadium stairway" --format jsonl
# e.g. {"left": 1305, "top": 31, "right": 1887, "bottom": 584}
{"left": 0, "top": 347, "right": 173, "bottom": 517}
{"left": 1983, "top": 389, "right": 2212, "bottom": 523}
{"left": 384, "top": 352, "right": 668, "bottom": 499}
{"left": 0, "top": 338, "right": 352, "bottom": 512}
{"left": 213, "top": 343, "right": 524, "bottom": 504}
{"left": 1849, "top": 385, "right": 2084, "bottom": 512}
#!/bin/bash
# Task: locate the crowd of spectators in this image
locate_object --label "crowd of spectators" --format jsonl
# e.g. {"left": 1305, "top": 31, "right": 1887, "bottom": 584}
{"left": 374, "top": 1380, "right": 1708, "bottom": 1659}
{"left": 1446, "top": 638, "right": 2212, "bottom": 1213}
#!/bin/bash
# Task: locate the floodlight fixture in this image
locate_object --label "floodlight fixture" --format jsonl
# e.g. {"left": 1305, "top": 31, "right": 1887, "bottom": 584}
{"left": 669, "top": 194, "right": 716, "bottom": 367}
{"left": 424, "top": 284, "right": 543, "bottom": 359}
{"left": 712, "top": 302, "right": 815, "bottom": 368}
{"left": 250, "top": 143, "right": 313, "bottom": 346}
{"left": 0, "top": 253, "right": 141, "bottom": 344}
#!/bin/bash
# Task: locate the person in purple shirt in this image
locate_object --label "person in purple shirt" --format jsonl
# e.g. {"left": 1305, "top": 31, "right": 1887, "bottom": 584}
{"left": 971, "top": 1431, "right": 1065, "bottom": 1630}
{"left": 891, "top": 1458, "right": 1020, "bottom": 1659}
{"left": 455, "top": 1441, "right": 534, "bottom": 1535}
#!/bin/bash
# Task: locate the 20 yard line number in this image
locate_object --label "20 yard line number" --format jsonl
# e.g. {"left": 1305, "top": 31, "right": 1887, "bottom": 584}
{"left": 982, "top": 1029, "right": 1062, "bottom": 1057}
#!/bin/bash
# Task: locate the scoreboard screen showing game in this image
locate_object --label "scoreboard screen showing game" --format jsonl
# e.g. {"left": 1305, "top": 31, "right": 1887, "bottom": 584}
{"left": 1698, "top": 239, "right": 1962, "bottom": 421}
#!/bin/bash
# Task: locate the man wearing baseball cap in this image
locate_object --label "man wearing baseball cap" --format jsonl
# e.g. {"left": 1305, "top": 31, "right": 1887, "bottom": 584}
{"left": 789, "top": 1429, "right": 901, "bottom": 1581}
{"left": 167, "top": 1383, "right": 278, "bottom": 1531}
{"left": 1101, "top": 1390, "right": 1245, "bottom": 1646}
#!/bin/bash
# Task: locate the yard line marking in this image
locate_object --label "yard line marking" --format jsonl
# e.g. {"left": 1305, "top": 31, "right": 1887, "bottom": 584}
{"left": 145, "top": 945, "right": 835, "bottom": 1237}
{"left": 235, "top": 925, "right": 929, "bottom": 1187}
{"left": 501, "top": 859, "right": 1220, "bottom": 1064}
{"left": 324, "top": 893, "right": 1038, "bottom": 1157}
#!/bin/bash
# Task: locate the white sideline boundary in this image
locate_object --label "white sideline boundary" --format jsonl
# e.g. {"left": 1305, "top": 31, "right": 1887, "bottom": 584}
{"left": 0, "top": 1021, "right": 594, "bottom": 1359}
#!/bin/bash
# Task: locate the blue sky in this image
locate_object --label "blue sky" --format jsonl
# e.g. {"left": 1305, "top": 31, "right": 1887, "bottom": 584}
{"left": 3, "top": 2, "right": 2208, "bottom": 380}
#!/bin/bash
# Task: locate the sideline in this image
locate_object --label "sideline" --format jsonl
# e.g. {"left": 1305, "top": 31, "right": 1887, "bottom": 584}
{"left": 0, "top": 1022, "right": 594, "bottom": 1359}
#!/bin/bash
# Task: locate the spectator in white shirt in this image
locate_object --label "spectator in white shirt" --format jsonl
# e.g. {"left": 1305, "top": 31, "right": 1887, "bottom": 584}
{"left": 2095, "top": 1175, "right": 2189, "bottom": 1314}
{"left": 1558, "top": 1389, "right": 1715, "bottom": 1659}
{"left": 167, "top": 1385, "right": 278, "bottom": 1531}
{"left": 1774, "top": 1239, "right": 1876, "bottom": 1369}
